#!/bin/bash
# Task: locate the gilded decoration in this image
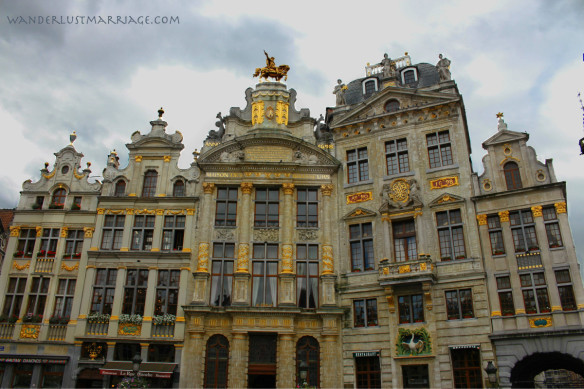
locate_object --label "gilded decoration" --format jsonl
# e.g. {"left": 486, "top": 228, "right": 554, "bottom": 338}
{"left": 399, "top": 265, "right": 411, "bottom": 274}
{"left": 503, "top": 143, "right": 512, "bottom": 156}
{"left": 252, "top": 101, "right": 265, "bottom": 125}
{"left": 163, "top": 155, "right": 171, "bottom": 162}
{"left": 36, "top": 226, "right": 42, "bottom": 237}
{"left": 322, "top": 245, "right": 334, "bottom": 274}
{"left": 118, "top": 323, "right": 142, "bottom": 336}
{"left": 531, "top": 205, "right": 543, "bottom": 217}
{"left": 236, "top": 243, "right": 250, "bottom": 272}
{"left": 20, "top": 324, "right": 41, "bottom": 339}
{"left": 396, "top": 328, "right": 432, "bottom": 357}
{"left": 186, "top": 208, "right": 196, "bottom": 215}
{"left": 429, "top": 176, "right": 459, "bottom": 190}
{"left": 73, "top": 170, "right": 86, "bottom": 180}
{"left": 203, "top": 182, "right": 215, "bottom": 194}
{"left": 529, "top": 316, "right": 552, "bottom": 328}
{"left": 252, "top": 51, "right": 290, "bottom": 82}
{"left": 196, "top": 242, "right": 210, "bottom": 272}
{"left": 281, "top": 244, "right": 294, "bottom": 273}
{"left": 321, "top": 184, "right": 333, "bottom": 196}
{"left": 346, "top": 191, "right": 372, "bottom": 204}
{"left": 207, "top": 172, "right": 330, "bottom": 180}
{"left": 282, "top": 183, "right": 295, "bottom": 195}
{"left": 241, "top": 182, "right": 253, "bottom": 194}
{"left": 135, "top": 156, "right": 143, "bottom": 162}
{"left": 62, "top": 262, "right": 79, "bottom": 271}
{"left": 476, "top": 214, "right": 488, "bottom": 226}
{"left": 555, "top": 202, "right": 567, "bottom": 214}
{"left": 265, "top": 105, "right": 275, "bottom": 120}
{"left": 97, "top": 208, "right": 105, "bottom": 215}
{"left": 42, "top": 170, "right": 56, "bottom": 179}
{"left": 499, "top": 210, "right": 510, "bottom": 222}
{"left": 491, "top": 311, "right": 502, "bottom": 317}
{"left": 382, "top": 179, "right": 422, "bottom": 210}
{"left": 135, "top": 209, "right": 155, "bottom": 215}
{"left": 156, "top": 209, "right": 164, "bottom": 216}
{"left": 276, "top": 101, "right": 289, "bottom": 125}
{"left": 9, "top": 226, "right": 20, "bottom": 237}
{"left": 391, "top": 179, "right": 410, "bottom": 202}
{"left": 13, "top": 261, "right": 30, "bottom": 271}
{"left": 482, "top": 179, "right": 493, "bottom": 192}
{"left": 60, "top": 227, "right": 68, "bottom": 238}
{"left": 85, "top": 342, "right": 104, "bottom": 360}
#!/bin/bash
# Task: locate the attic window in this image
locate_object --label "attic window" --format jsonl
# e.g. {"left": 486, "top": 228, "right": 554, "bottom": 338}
{"left": 142, "top": 170, "right": 158, "bottom": 197}
{"left": 384, "top": 100, "right": 400, "bottom": 113}
{"left": 52, "top": 188, "right": 66, "bottom": 207}
{"left": 503, "top": 162, "right": 522, "bottom": 190}
{"left": 173, "top": 180, "right": 185, "bottom": 197}
{"left": 362, "top": 78, "right": 378, "bottom": 96}
{"left": 401, "top": 68, "right": 418, "bottom": 85}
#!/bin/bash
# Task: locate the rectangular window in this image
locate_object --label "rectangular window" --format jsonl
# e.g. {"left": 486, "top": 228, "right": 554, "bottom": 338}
{"left": 91, "top": 269, "right": 117, "bottom": 315}
{"left": 385, "top": 138, "right": 410, "bottom": 175}
{"left": 350, "top": 223, "right": 374, "bottom": 272}
{"left": 436, "top": 209, "right": 466, "bottom": 260}
{"left": 398, "top": 294, "right": 424, "bottom": 324}
{"left": 53, "top": 279, "right": 76, "bottom": 319}
{"left": 402, "top": 365, "right": 429, "bottom": 389}
{"left": 555, "top": 270, "right": 576, "bottom": 311}
{"left": 543, "top": 206, "right": 563, "bottom": 248}
{"left": 72, "top": 196, "right": 82, "bottom": 210}
{"left": 155, "top": 270, "right": 180, "bottom": 315}
{"left": 445, "top": 289, "right": 474, "bottom": 320}
{"left": 488, "top": 215, "right": 505, "bottom": 255}
{"left": 114, "top": 343, "right": 141, "bottom": 361}
{"left": 122, "top": 269, "right": 149, "bottom": 315}
{"left": 297, "top": 188, "right": 318, "bottom": 228}
{"left": 2, "top": 277, "right": 26, "bottom": 318}
{"left": 520, "top": 272, "right": 550, "bottom": 314}
{"left": 393, "top": 219, "right": 417, "bottom": 262}
{"left": 131, "top": 215, "right": 154, "bottom": 251}
{"left": 297, "top": 244, "right": 318, "bottom": 309}
{"left": 355, "top": 356, "right": 381, "bottom": 389}
{"left": 496, "top": 276, "right": 515, "bottom": 316}
{"left": 41, "top": 364, "right": 65, "bottom": 388}
{"left": 161, "top": 215, "right": 185, "bottom": 251}
{"left": 252, "top": 243, "right": 278, "bottom": 307}
{"left": 254, "top": 188, "right": 279, "bottom": 227}
{"left": 353, "top": 298, "right": 378, "bottom": 327}
{"left": 210, "top": 243, "right": 235, "bottom": 307}
{"left": 347, "top": 147, "right": 369, "bottom": 184}
{"left": 26, "top": 277, "right": 50, "bottom": 316}
{"left": 101, "top": 215, "right": 125, "bottom": 250}
{"left": 148, "top": 344, "right": 175, "bottom": 363}
{"left": 451, "top": 348, "right": 482, "bottom": 389}
{"left": 510, "top": 209, "right": 538, "bottom": 252}
{"left": 35, "top": 196, "right": 44, "bottom": 209}
{"left": 64, "top": 229, "right": 84, "bottom": 259}
{"left": 215, "top": 187, "right": 238, "bottom": 227}
{"left": 39, "top": 228, "right": 59, "bottom": 257}
{"left": 15, "top": 229, "right": 36, "bottom": 258}
{"left": 426, "top": 130, "right": 453, "bottom": 168}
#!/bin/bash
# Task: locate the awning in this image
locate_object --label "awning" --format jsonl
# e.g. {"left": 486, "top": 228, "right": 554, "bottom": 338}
{"left": 100, "top": 362, "right": 176, "bottom": 379}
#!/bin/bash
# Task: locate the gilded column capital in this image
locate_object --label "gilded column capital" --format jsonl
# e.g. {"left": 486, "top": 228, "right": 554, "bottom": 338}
{"left": 282, "top": 183, "right": 295, "bottom": 195}
{"left": 9, "top": 226, "right": 21, "bottom": 237}
{"left": 321, "top": 245, "right": 334, "bottom": 275}
{"left": 36, "top": 226, "right": 43, "bottom": 237}
{"left": 126, "top": 208, "right": 135, "bottom": 215}
{"left": 498, "top": 210, "right": 509, "bottom": 222}
{"left": 97, "top": 208, "right": 105, "bottom": 215}
{"left": 163, "top": 155, "right": 171, "bottom": 163}
{"left": 236, "top": 243, "right": 250, "bottom": 273}
{"left": 60, "top": 227, "right": 69, "bottom": 238}
{"left": 186, "top": 208, "right": 196, "bottom": 215}
{"left": 531, "top": 205, "right": 543, "bottom": 217}
{"left": 203, "top": 183, "right": 215, "bottom": 194}
{"left": 321, "top": 184, "right": 334, "bottom": 196}
{"left": 476, "top": 214, "right": 488, "bottom": 226}
{"left": 554, "top": 202, "right": 567, "bottom": 214}
{"left": 196, "top": 242, "right": 210, "bottom": 272}
{"left": 155, "top": 209, "right": 164, "bottom": 216}
{"left": 281, "top": 244, "right": 294, "bottom": 274}
{"left": 135, "top": 155, "right": 143, "bottom": 162}
{"left": 241, "top": 182, "right": 253, "bottom": 194}
{"left": 83, "top": 227, "right": 95, "bottom": 238}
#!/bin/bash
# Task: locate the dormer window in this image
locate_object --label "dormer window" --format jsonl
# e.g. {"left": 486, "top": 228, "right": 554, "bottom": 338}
{"left": 384, "top": 99, "right": 400, "bottom": 113}
{"left": 51, "top": 188, "right": 66, "bottom": 208}
{"left": 173, "top": 180, "right": 185, "bottom": 197}
{"left": 401, "top": 68, "right": 418, "bottom": 86}
{"left": 504, "top": 162, "right": 522, "bottom": 190}
{"left": 362, "top": 78, "right": 378, "bottom": 97}
{"left": 114, "top": 180, "right": 126, "bottom": 197}
{"left": 142, "top": 170, "right": 158, "bottom": 197}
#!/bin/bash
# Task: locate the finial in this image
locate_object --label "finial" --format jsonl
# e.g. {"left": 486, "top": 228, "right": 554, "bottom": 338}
{"left": 158, "top": 107, "right": 164, "bottom": 119}
{"left": 111, "top": 149, "right": 118, "bottom": 155}
{"left": 496, "top": 112, "right": 504, "bottom": 119}
{"left": 193, "top": 149, "right": 200, "bottom": 161}
{"left": 405, "top": 52, "right": 408, "bottom": 55}
{"left": 70, "top": 131, "right": 77, "bottom": 145}
{"left": 86, "top": 162, "right": 91, "bottom": 168}
{"left": 44, "top": 162, "right": 49, "bottom": 169}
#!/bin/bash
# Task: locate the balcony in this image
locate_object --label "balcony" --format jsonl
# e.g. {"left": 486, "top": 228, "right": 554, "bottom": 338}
{"left": 378, "top": 255, "right": 436, "bottom": 286}
{"left": 34, "top": 257, "right": 55, "bottom": 273}
{"left": 152, "top": 322, "right": 175, "bottom": 338}
{"left": 47, "top": 324, "right": 68, "bottom": 341}
{"left": 86, "top": 319, "right": 110, "bottom": 336}
{"left": 516, "top": 250, "right": 542, "bottom": 270}
{"left": 0, "top": 323, "right": 15, "bottom": 339}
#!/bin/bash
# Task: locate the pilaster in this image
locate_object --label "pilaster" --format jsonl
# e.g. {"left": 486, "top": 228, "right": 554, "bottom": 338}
{"left": 277, "top": 333, "right": 294, "bottom": 388}
{"left": 320, "top": 184, "right": 335, "bottom": 274}
{"left": 109, "top": 266, "right": 126, "bottom": 336}
{"left": 230, "top": 332, "right": 249, "bottom": 389}
{"left": 237, "top": 183, "right": 253, "bottom": 273}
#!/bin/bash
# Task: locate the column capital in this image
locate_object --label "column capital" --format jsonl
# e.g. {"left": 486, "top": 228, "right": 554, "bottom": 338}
{"left": 321, "top": 184, "right": 334, "bottom": 196}
{"left": 282, "top": 183, "right": 295, "bottom": 195}
{"left": 531, "top": 205, "right": 543, "bottom": 217}
{"left": 554, "top": 202, "right": 567, "bottom": 214}
{"left": 476, "top": 214, "right": 488, "bottom": 226}
{"left": 241, "top": 182, "right": 253, "bottom": 194}
{"left": 498, "top": 210, "right": 509, "bottom": 222}
{"left": 203, "top": 182, "right": 215, "bottom": 194}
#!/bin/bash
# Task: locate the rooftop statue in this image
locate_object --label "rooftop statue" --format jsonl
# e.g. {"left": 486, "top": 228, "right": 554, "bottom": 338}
{"left": 253, "top": 50, "right": 290, "bottom": 82}
{"left": 381, "top": 53, "right": 397, "bottom": 78}
{"left": 436, "top": 54, "right": 452, "bottom": 81}
{"left": 333, "top": 79, "right": 347, "bottom": 106}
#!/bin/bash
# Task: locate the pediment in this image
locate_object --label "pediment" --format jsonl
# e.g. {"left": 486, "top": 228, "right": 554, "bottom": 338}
{"left": 482, "top": 129, "right": 528, "bottom": 149}
{"left": 428, "top": 193, "right": 465, "bottom": 208}
{"left": 342, "top": 207, "right": 377, "bottom": 220}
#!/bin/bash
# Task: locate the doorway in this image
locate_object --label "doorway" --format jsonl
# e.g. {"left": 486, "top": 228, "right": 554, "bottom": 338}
{"left": 248, "top": 333, "right": 277, "bottom": 389}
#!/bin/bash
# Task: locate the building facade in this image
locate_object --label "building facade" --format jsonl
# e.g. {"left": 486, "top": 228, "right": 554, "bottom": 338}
{"left": 0, "top": 53, "right": 582, "bottom": 389}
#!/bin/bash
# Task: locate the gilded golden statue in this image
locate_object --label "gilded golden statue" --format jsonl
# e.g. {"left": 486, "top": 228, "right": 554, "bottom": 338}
{"left": 253, "top": 50, "right": 290, "bottom": 82}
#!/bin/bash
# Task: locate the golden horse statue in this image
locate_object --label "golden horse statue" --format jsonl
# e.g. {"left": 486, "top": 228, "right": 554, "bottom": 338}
{"left": 253, "top": 50, "right": 290, "bottom": 82}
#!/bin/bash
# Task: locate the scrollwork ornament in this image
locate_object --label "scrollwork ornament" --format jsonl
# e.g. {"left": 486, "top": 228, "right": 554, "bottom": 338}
{"left": 322, "top": 245, "right": 334, "bottom": 274}
{"left": 554, "top": 202, "right": 567, "bottom": 214}
{"left": 476, "top": 214, "right": 487, "bottom": 226}
{"left": 196, "top": 242, "right": 209, "bottom": 272}
{"left": 236, "top": 243, "right": 250, "bottom": 272}
{"left": 281, "top": 244, "right": 293, "bottom": 273}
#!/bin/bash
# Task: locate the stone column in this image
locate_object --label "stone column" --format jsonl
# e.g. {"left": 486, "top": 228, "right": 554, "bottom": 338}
{"left": 381, "top": 215, "right": 392, "bottom": 260}
{"left": 160, "top": 155, "right": 172, "bottom": 195}
{"left": 320, "top": 334, "right": 340, "bottom": 388}
{"left": 91, "top": 210, "right": 106, "bottom": 250}
{"left": 230, "top": 332, "right": 248, "bottom": 389}
{"left": 182, "top": 208, "right": 196, "bottom": 252}
{"left": 277, "top": 334, "right": 295, "bottom": 388}
{"left": 234, "top": 183, "right": 253, "bottom": 305}
{"left": 142, "top": 267, "right": 158, "bottom": 337}
{"left": 320, "top": 184, "right": 336, "bottom": 306}
{"left": 128, "top": 155, "right": 143, "bottom": 196}
{"left": 181, "top": 331, "right": 205, "bottom": 388}
{"left": 279, "top": 184, "right": 295, "bottom": 306}
{"left": 151, "top": 209, "right": 164, "bottom": 252}
{"left": 108, "top": 266, "right": 126, "bottom": 337}
{"left": 120, "top": 210, "right": 132, "bottom": 252}
{"left": 193, "top": 183, "right": 214, "bottom": 304}
{"left": 75, "top": 265, "right": 96, "bottom": 337}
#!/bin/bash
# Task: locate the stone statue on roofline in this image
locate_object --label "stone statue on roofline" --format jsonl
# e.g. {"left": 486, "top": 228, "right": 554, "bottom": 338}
{"left": 381, "top": 53, "right": 396, "bottom": 78}
{"left": 333, "top": 79, "right": 347, "bottom": 106}
{"left": 436, "top": 54, "right": 451, "bottom": 81}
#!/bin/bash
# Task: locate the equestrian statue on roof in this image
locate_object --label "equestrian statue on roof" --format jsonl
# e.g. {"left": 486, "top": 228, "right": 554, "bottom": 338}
{"left": 253, "top": 50, "right": 290, "bottom": 82}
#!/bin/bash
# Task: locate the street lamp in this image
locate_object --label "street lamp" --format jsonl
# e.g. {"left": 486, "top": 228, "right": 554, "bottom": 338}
{"left": 132, "top": 352, "right": 142, "bottom": 377}
{"left": 485, "top": 361, "right": 498, "bottom": 386}
{"left": 298, "top": 360, "right": 308, "bottom": 387}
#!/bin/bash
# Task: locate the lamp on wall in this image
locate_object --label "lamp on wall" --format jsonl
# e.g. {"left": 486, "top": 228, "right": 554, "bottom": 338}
{"left": 298, "top": 360, "right": 308, "bottom": 387}
{"left": 485, "top": 361, "right": 498, "bottom": 385}
{"left": 132, "top": 352, "right": 143, "bottom": 377}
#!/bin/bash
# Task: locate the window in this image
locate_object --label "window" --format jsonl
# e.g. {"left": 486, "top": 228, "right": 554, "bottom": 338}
{"left": 426, "top": 130, "right": 453, "bottom": 169}
{"left": 72, "top": 196, "right": 82, "bottom": 210}
{"left": 114, "top": 180, "right": 126, "bottom": 196}
{"left": 2, "top": 277, "right": 26, "bottom": 318}
{"left": 384, "top": 99, "right": 400, "bottom": 113}
{"left": 520, "top": 272, "right": 550, "bottom": 314}
{"left": 543, "top": 206, "right": 563, "bottom": 248}
{"left": 445, "top": 289, "right": 474, "bottom": 320}
{"left": 114, "top": 343, "right": 140, "bottom": 361}
{"left": 402, "top": 365, "right": 429, "bottom": 389}
{"left": 215, "top": 187, "right": 238, "bottom": 227}
{"left": 155, "top": 270, "right": 180, "bottom": 315}
{"left": 142, "top": 170, "right": 158, "bottom": 197}
{"left": 355, "top": 356, "right": 381, "bottom": 389}
{"left": 403, "top": 69, "right": 416, "bottom": 84}
{"left": 204, "top": 335, "right": 229, "bottom": 389}
{"left": 363, "top": 79, "right": 377, "bottom": 96}
{"left": 161, "top": 215, "right": 185, "bottom": 251}
{"left": 297, "top": 244, "right": 318, "bottom": 308}
{"left": 510, "top": 209, "right": 538, "bottom": 252}
{"left": 354, "top": 298, "right": 378, "bottom": 327}
{"left": 297, "top": 188, "right": 318, "bottom": 227}
{"left": 393, "top": 219, "right": 417, "bottom": 262}
{"left": 12, "top": 364, "right": 33, "bottom": 388}
{"left": 41, "top": 364, "right": 65, "bottom": 388}
{"left": 53, "top": 279, "right": 76, "bottom": 319}
{"left": 436, "top": 209, "right": 466, "bottom": 260}
{"left": 254, "top": 188, "right": 279, "bottom": 227}
{"left": 350, "top": 223, "right": 374, "bottom": 271}
{"left": 385, "top": 138, "right": 409, "bottom": 175}
{"left": 34, "top": 196, "right": 44, "bottom": 209}
{"left": 26, "top": 277, "right": 50, "bottom": 316}
{"left": 398, "top": 294, "right": 424, "bottom": 324}
{"left": 555, "top": 270, "right": 576, "bottom": 311}
{"left": 451, "top": 348, "right": 482, "bottom": 389}
{"left": 64, "top": 229, "right": 84, "bottom": 259}
{"left": 91, "top": 269, "right": 117, "bottom": 315}
{"left": 122, "top": 269, "right": 149, "bottom": 315}
{"left": 504, "top": 161, "right": 522, "bottom": 190}
{"left": 101, "top": 215, "right": 125, "bottom": 250}
{"left": 173, "top": 180, "right": 185, "bottom": 197}
{"left": 347, "top": 147, "right": 369, "bottom": 184}
{"left": 51, "top": 188, "right": 66, "bottom": 207}
{"left": 39, "top": 228, "right": 59, "bottom": 257}
{"left": 15, "top": 228, "right": 35, "bottom": 258}
{"left": 496, "top": 276, "right": 515, "bottom": 316}
{"left": 148, "top": 344, "right": 175, "bottom": 362}
{"left": 252, "top": 243, "right": 278, "bottom": 307}
{"left": 296, "top": 337, "right": 319, "bottom": 388}
{"left": 131, "top": 215, "right": 154, "bottom": 251}
{"left": 210, "top": 243, "right": 235, "bottom": 307}
{"left": 488, "top": 215, "right": 505, "bottom": 255}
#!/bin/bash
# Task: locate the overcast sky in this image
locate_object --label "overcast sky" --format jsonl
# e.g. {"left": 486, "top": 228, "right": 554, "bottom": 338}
{"left": 1, "top": 0, "right": 583, "bottom": 258}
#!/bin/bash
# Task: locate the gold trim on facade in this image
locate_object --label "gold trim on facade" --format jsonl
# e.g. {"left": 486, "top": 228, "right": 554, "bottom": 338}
{"left": 476, "top": 214, "right": 487, "bottom": 226}
{"left": 203, "top": 183, "right": 215, "bottom": 194}
{"left": 499, "top": 210, "right": 510, "bottom": 222}
{"left": 429, "top": 176, "right": 459, "bottom": 190}
{"left": 196, "top": 242, "right": 210, "bottom": 272}
{"left": 554, "top": 202, "right": 567, "bottom": 214}
{"left": 346, "top": 191, "right": 372, "bottom": 204}
{"left": 531, "top": 205, "right": 543, "bottom": 217}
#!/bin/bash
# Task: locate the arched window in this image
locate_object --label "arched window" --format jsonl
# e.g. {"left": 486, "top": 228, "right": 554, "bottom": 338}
{"left": 51, "top": 188, "right": 66, "bottom": 207}
{"left": 384, "top": 99, "right": 400, "bottom": 113}
{"left": 114, "top": 180, "right": 126, "bottom": 197}
{"left": 173, "top": 180, "right": 185, "bottom": 197}
{"left": 504, "top": 161, "right": 522, "bottom": 190}
{"left": 204, "top": 335, "right": 229, "bottom": 388}
{"left": 296, "top": 336, "right": 319, "bottom": 388}
{"left": 142, "top": 170, "right": 158, "bottom": 197}
{"left": 401, "top": 68, "right": 418, "bottom": 85}
{"left": 363, "top": 79, "right": 377, "bottom": 96}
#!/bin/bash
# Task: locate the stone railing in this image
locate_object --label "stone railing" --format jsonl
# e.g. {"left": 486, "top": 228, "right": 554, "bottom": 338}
{"left": 34, "top": 257, "right": 55, "bottom": 273}
{"left": 516, "top": 250, "right": 542, "bottom": 270}
{"left": 0, "top": 323, "right": 15, "bottom": 339}
{"left": 152, "top": 322, "right": 175, "bottom": 338}
{"left": 86, "top": 320, "right": 109, "bottom": 336}
{"left": 47, "top": 324, "right": 68, "bottom": 341}
{"left": 378, "top": 256, "right": 436, "bottom": 285}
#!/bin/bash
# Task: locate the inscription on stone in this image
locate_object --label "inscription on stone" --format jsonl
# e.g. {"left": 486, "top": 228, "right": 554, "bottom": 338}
{"left": 246, "top": 146, "right": 292, "bottom": 162}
